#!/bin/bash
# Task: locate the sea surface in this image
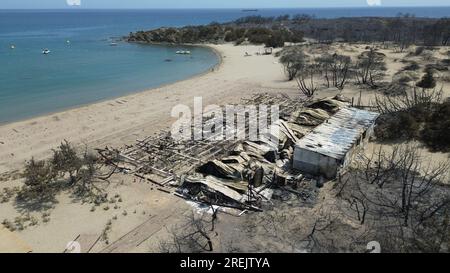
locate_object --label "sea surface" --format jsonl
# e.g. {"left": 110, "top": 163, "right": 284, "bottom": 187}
{"left": 1, "top": 7, "right": 450, "bottom": 123}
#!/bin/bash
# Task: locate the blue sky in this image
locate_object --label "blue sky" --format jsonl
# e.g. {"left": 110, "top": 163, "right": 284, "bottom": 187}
{"left": 1, "top": 0, "right": 449, "bottom": 9}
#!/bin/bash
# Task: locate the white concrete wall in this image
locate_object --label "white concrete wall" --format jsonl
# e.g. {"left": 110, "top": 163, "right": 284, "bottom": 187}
{"left": 293, "top": 121, "right": 377, "bottom": 179}
{"left": 293, "top": 148, "right": 339, "bottom": 179}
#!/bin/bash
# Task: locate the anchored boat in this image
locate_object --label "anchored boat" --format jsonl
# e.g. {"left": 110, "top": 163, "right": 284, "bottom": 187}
{"left": 176, "top": 50, "right": 191, "bottom": 55}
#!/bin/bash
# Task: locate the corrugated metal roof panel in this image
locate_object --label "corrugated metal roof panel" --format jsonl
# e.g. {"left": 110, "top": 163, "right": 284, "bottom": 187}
{"left": 296, "top": 107, "right": 379, "bottom": 160}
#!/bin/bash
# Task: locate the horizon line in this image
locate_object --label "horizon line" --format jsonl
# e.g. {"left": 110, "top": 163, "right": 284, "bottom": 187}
{"left": 2, "top": 6, "right": 450, "bottom": 10}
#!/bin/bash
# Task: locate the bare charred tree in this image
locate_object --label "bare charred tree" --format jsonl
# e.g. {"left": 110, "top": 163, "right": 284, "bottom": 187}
{"left": 374, "top": 86, "right": 443, "bottom": 114}
{"left": 159, "top": 212, "right": 215, "bottom": 253}
{"left": 437, "top": 18, "right": 450, "bottom": 46}
{"left": 425, "top": 18, "right": 450, "bottom": 46}
{"left": 378, "top": 199, "right": 450, "bottom": 253}
{"left": 339, "top": 144, "right": 450, "bottom": 252}
{"left": 387, "top": 14, "right": 417, "bottom": 52}
{"left": 363, "top": 145, "right": 448, "bottom": 226}
{"left": 392, "top": 145, "right": 448, "bottom": 226}
{"left": 355, "top": 48, "right": 387, "bottom": 88}
{"left": 52, "top": 141, "right": 115, "bottom": 198}
{"left": 296, "top": 62, "right": 318, "bottom": 98}
{"left": 410, "top": 203, "right": 450, "bottom": 252}
{"left": 362, "top": 145, "right": 413, "bottom": 189}
{"left": 279, "top": 46, "right": 307, "bottom": 81}
{"left": 346, "top": 195, "right": 368, "bottom": 225}
{"left": 74, "top": 150, "right": 116, "bottom": 198}
{"left": 298, "top": 206, "right": 373, "bottom": 253}
{"left": 316, "top": 54, "right": 333, "bottom": 88}
{"left": 317, "top": 53, "right": 351, "bottom": 90}
{"left": 301, "top": 211, "right": 338, "bottom": 252}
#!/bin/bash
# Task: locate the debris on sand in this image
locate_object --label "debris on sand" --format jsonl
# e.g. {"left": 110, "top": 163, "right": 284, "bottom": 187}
{"left": 99, "top": 93, "right": 372, "bottom": 214}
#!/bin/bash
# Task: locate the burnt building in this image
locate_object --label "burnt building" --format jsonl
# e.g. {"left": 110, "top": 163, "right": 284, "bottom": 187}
{"left": 293, "top": 107, "right": 379, "bottom": 179}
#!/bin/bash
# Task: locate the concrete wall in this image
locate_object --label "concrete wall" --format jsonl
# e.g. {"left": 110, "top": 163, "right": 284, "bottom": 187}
{"left": 293, "top": 122, "right": 377, "bottom": 179}
{"left": 293, "top": 148, "right": 340, "bottom": 179}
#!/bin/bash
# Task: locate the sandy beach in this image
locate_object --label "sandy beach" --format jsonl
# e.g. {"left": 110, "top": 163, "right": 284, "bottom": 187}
{"left": 1, "top": 5, "right": 450, "bottom": 256}
{"left": 0, "top": 44, "right": 297, "bottom": 175}
{"left": 0, "top": 44, "right": 304, "bottom": 252}
{"left": 2, "top": 43, "right": 449, "bottom": 175}
{"left": 1, "top": 42, "right": 449, "bottom": 253}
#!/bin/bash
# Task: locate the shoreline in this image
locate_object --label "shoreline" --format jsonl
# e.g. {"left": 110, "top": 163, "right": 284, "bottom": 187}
{"left": 0, "top": 44, "right": 223, "bottom": 127}
{"left": 1, "top": 40, "right": 449, "bottom": 253}
{"left": 0, "top": 43, "right": 291, "bottom": 173}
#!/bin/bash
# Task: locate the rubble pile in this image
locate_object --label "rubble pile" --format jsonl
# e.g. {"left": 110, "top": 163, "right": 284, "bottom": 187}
{"left": 98, "top": 93, "right": 351, "bottom": 213}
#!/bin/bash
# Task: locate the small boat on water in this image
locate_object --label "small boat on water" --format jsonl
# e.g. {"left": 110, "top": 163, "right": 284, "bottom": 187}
{"left": 42, "top": 48, "right": 51, "bottom": 54}
{"left": 176, "top": 50, "right": 191, "bottom": 55}
{"left": 110, "top": 42, "right": 118, "bottom": 46}
{"left": 10, "top": 45, "right": 15, "bottom": 49}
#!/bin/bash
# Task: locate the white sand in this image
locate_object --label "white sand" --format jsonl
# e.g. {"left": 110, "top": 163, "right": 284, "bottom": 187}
{"left": 2, "top": 43, "right": 448, "bottom": 175}
{"left": 0, "top": 43, "right": 448, "bottom": 252}
{"left": 0, "top": 44, "right": 296, "bottom": 174}
{"left": 0, "top": 44, "right": 298, "bottom": 252}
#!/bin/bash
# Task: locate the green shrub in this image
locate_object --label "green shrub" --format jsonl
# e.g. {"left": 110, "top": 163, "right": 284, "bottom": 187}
{"left": 17, "top": 158, "right": 57, "bottom": 202}
{"left": 18, "top": 141, "right": 108, "bottom": 205}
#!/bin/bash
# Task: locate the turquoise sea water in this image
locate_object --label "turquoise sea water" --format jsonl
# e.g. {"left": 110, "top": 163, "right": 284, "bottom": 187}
{"left": 1, "top": 8, "right": 450, "bottom": 123}
{"left": 0, "top": 11, "right": 223, "bottom": 124}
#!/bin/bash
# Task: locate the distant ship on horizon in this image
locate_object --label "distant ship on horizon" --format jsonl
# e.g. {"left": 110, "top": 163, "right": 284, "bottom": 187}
{"left": 242, "top": 9, "right": 259, "bottom": 12}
